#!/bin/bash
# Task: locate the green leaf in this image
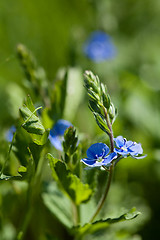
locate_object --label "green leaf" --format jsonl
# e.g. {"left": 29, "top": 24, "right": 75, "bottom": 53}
{"left": 19, "top": 96, "right": 49, "bottom": 145}
{"left": 89, "top": 100, "right": 102, "bottom": 115}
{"left": 25, "top": 95, "right": 37, "bottom": 114}
{"left": 19, "top": 104, "right": 45, "bottom": 135}
{"left": 42, "top": 182, "right": 73, "bottom": 228}
{"left": 93, "top": 112, "right": 110, "bottom": 134}
{"left": 30, "top": 129, "right": 49, "bottom": 146}
{"left": 47, "top": 153, "right": 92, "bottom": 205}
{"left": 74, "top": 208, "right": 140, "bottom": 237}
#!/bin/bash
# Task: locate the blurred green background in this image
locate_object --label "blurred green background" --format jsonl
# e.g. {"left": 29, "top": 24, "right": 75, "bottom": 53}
{"left": 0, "top": 0, "right": 160, "bottom": 239}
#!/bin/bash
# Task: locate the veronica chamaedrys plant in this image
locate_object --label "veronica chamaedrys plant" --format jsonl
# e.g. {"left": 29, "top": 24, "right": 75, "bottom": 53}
{"left": 81, "top": 70, "right": 146, "bottom": 223}
{"left": 83, "top": 31, "right": 116, "bottom": 62}
{"left": 49, "top": 119, "right": 72, "bottom": 151}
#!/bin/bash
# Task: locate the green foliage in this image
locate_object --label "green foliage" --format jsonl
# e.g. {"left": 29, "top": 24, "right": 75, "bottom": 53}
{"left": 42, "top": 182, "right": 73, "bottom": 228}
{"left": 74, "top": 208, "right": 140, "bottom": 238}
{"left": 48, "top": 153, "right": 92, "bottom": 205}
{"left": 19, "top": 95, "right": 49, "bottom": 145}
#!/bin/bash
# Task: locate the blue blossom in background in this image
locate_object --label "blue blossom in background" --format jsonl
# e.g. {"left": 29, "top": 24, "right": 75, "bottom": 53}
{"left": 6, "top": 126, "right": 16, "bottom": 142}
{"left": 114, "top": 136, "right": 146, "bottom": 159}
{"left": 81, "top": 143, "right": 117, "bottom": 168}
{"left": 83, "top": 31, "right": 116, "bottom": 62}
{"left": 49, "top": 119, "right": 72, "bottom": 151}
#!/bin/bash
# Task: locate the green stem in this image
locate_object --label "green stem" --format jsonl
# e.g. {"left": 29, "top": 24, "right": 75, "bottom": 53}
{"left": 89, "top": 107, "right": 115, "bottom": 223}
{"left": 89, "top": 164, "right": 114, "bottom": 222}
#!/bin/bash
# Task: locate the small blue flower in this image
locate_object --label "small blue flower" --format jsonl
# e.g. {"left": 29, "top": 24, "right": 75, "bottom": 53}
{"left": 6, "top": 126, "right": 16, "bottom": 142}
{"left": 83, "top": 31, "right": 116, "bottom": 62}
{"left": 81, "top": 143, "right": 117, "bottom": 168}
{"left": 49, "top": 119, "right": 72, "bottom": 151}
{"left": 114, "top": 136, "right": 146, "bottom": 159}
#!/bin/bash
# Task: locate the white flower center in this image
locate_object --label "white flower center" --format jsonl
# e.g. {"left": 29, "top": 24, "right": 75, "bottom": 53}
{"left": 121, "top": 147, "right": 127, "bottom": 151}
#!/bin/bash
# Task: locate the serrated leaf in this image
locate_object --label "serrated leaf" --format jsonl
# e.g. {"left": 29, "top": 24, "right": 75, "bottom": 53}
{"left": 26, "top": 95, "right": 36, "bottom": 113}
{"left": 20, "top": 104, "right": 45, "bottom": 135}
{"left": 93, "top": 112, "right": 110, "bottom": 134}
{"left": 47, "top": 153, "right": 92, "bottom": 205}
{"left": 74, "top": 208, "right": 140, "bottom": 237}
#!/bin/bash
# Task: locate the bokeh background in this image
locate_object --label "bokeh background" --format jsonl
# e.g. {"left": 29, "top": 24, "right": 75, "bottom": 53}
{"left": 0, "top": 0, "right": 160, "bottom": 239}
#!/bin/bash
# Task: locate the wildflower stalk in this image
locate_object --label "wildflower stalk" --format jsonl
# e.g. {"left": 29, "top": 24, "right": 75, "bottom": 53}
{"left": 83, "top": 71, "right": 117, "bottom": 222}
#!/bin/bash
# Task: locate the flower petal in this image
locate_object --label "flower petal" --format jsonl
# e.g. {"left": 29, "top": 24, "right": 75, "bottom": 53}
{"left": 114, "top": 136, "right": 125, "bottom": 148}
{"left": 87, "top": 143, "right": 110, "bottom": 159}
{"left": 80, "top": 158, "right": 103, "bottom": 167}
{"left": 131, "top": 154, "right": 147, "bottom": 159}
{"left": 102, "top": 152, "right": 117, "bottom": 165}
{"left": 125, "top": 140, "right": 133, "bottom": 148}
{"left": 129, "top": 143, "right": 143, "bottom": 155}
{"left": 114, "top": 148, "right": 128, "bottom": 156}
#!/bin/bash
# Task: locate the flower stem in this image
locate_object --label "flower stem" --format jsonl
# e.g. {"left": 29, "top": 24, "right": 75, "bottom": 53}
{"left": 89, "top": 107, "right": 115, "bottom": 223}
{"left": 89, "top": 164, "right": 114, "bottom": 222}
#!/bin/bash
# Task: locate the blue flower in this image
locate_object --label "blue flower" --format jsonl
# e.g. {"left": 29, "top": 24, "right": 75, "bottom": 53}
{"left": 6, "top": 126, "right": 16, "bottom": 142}
{"left": 114, "top": 136, "right": 146, "bottom": 159}
{"left": 81, "top": 143, "right": 117, "bottom": 168}
{"left": 49, "top": 119, "right": 72, "bottom": 151}
{"left": 83, "top": 31, "right": 116, "bottom": 62}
